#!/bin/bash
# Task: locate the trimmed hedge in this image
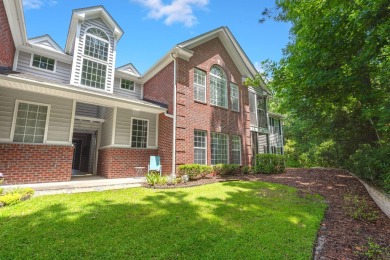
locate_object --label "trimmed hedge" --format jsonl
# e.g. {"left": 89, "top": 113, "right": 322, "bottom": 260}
{"left": 254, "top": 154, "right": 286, "bottom": 174}
{"left": 213, "top": 164, "right": 241, "bottom": 176}
{"left": 178, "top": 164, "right": 213, "bottom": 180}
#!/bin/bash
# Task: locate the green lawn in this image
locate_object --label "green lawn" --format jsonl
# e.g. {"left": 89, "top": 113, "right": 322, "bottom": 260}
{"left": 0, "top": 181, "right": 327, "bottom": 259}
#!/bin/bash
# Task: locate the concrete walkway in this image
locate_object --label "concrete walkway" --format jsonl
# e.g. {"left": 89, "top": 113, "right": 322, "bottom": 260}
{"left": 3, "top": 176, "right": 146, "bottom": 196}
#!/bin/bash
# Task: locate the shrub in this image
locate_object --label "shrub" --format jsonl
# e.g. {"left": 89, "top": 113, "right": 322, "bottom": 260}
{"left": 0, "top": 187, "right": 35, "bottom": 206}
{"left": 347, "top": 144, "right": 390, "bottom": 193}
{"left": 146, "top": 171, "right": 160, "bottom": 186}
{"left": 213, "top": 164, "right": 241, "bottom": 176}
{"left": 0, "top": 188, "right": 3, "bottom": 195}
{"left": 178, "top": 164, "right": 213, "bottom": 180}
{"left": 254, "top": 154, "right": 286, "bottom": 174}
{"left": 242, "top": 166, "right": 252, "bottom": 174}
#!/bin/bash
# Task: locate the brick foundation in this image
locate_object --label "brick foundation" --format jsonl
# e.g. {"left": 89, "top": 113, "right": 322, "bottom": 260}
{"left": 0, "top": 144, "right": 73, "bottom": 184}
{"left": 97, "top": 148, "right": 159, "bottom": 178}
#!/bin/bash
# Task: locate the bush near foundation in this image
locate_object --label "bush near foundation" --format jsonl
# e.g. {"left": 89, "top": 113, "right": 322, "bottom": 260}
{"left": 178, "top": 164, "right": 213, "bottom": 180}
{"left": 0, "top": 187, "right": 35, "bottom": 207}
{"left": 213, "top": 164, "right": 241, "bottom": 176}
{"left": 254, "top": 154, "right": 287, "bottom": 174}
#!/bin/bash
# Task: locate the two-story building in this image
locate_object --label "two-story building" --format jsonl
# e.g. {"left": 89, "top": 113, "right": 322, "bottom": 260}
{"left": 0, "top": 0, "right": 283, "bottom": 184}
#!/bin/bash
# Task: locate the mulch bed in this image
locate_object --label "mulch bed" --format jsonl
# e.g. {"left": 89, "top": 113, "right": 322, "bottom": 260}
{"left": 147, "top": 168, "right": 390, "bottom": 259}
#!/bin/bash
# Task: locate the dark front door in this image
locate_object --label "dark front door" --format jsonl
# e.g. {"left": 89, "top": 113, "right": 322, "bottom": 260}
{"left": 72, "top": 133, "right": 92, "bottom": 173}
{"left": 72, "top": 140, "right": 82, "bottom": 170}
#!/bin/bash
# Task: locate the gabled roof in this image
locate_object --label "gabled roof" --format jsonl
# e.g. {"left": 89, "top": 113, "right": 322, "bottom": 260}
{"left": 65, "top": 5, "right": 124, "bottom": 54}
{"left": 143, "top": 26, "right": 270, "bottom": 94}
{"left": 116, "top": 63, "right": 141, "bottom": 77}
{"left": 3, "top": 0, "right": 28, "bottom": 47}
{"left": 28, "top": 35, "right": 64, "bottom": 53}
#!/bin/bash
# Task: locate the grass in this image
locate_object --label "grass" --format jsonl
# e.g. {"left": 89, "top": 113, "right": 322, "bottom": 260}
{"left": 0, "top": 181, "right": 327, "bottom": 259}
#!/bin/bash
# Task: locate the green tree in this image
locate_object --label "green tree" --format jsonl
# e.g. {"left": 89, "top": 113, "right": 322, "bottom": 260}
{"left": 259, "top": 0, "right": 389, "bottom": 167}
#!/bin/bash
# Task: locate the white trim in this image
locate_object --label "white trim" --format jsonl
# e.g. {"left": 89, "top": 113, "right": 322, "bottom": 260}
{"left": 111, "top": 38, "right": 117, "bottom": 94}
{"left": 46, "top": 141, "right": 72, "bottom": 145}
{"left": 193, "top": 68, "right": 207, "bottom": 103}
{"left": 10, "top": 99, "right": 51, "bottom": 144}
{"left": 130, "top": 117, "right": 149, "bottom": 148}
{"left": 29, "top": 53, "right": 57, "bottom": 73}
{"left": 155, "top": 114, "right": 159, "bottom": 147}
{"left": 0, "top": 138, "right": 12, "bottom": 143}
{"left": 28, "top": 35, "right": 64, "bottom": 53}
{"left": 111, "top": 107, "right": 117, "bottom": 145}
{"left": 69, "top": 99, "right": 76, "bottom": 142}
{"left": 210, "top": 132, "right": 229, "bottom": 165}
{"left": 231, "top": 135, "right": 242, "bottom": 165}
{"left": 19, "top": 45, "right": 72, "bottom": 64}
{"left": 12, "top": 49, "right": 19, "bottom": 71}
{"left": 99, "top": 144, "right": 157, "bottom": 150}
{"left": 194, "top": 130, "right": 207, "bottom": 165}
{"left": 230, "top": 82, "right": 240, "bottom": 112}
{"left": 70, "top": 22, "right": 81, "bottom": 85}
{"left": 80, "top": 57, "right": 109, "bottom": 91}
{"left": 74, "top": 115, "right": 105, "bottom": 123}
{"left": 120, "top": 78, "right": 135, "bottom": 92}
{"left": 210, "top": 65, "right": 228, "bottom": 109}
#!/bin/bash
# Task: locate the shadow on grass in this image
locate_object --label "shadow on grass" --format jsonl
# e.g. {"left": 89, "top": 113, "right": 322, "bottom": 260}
{"left": 0, "top": 181, "right": 326, "bottom": 259}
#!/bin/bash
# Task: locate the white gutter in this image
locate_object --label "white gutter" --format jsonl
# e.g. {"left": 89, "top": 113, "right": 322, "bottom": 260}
{"left": 171, "top": 53, "right": 177, "bottom": 177}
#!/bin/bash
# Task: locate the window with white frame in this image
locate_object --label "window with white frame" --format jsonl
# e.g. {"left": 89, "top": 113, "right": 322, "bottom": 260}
{"left": 231, "top": 135, "right": 241, "bottom": 164}
{"left": 194, "top": 130, "right": 207, "bottom": 164}
{"left": 194, "top": 68, "right": 206, "bottom": 102}
{"left": 211, "top": 133, "right": 228, "bottom": 164}
{"left": 32, "top": 54, "right": 55, "bottom": 71}
{"left": 210, "top": 66, "right": 227, "bottom": 108}
{"left": 81, "top": 27, "right": 109, "bottom": 90}
{"left": 131, "top": 118, "right": 148, "bottom": 148}
{"left": 121, "top": 79, "right": 135, "bottom": 91}
{"left": 81, "top": 59, "right": 107, "bottom": 89}
{"left": 230, "top": 83, "right": 239, "bottom": 112}
{"left": 13, "top": 101, "right": 49, "bottom": 143}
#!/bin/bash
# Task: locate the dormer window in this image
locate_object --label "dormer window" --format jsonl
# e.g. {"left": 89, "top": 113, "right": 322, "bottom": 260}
{"left": 81, "top": 27, "right": 109, "bottom": 90}
{"left": 120, "top": 79, "right": 135, "bottom": 91}
{"left": 31, "top": 54, "right": 55, "bottom": 72}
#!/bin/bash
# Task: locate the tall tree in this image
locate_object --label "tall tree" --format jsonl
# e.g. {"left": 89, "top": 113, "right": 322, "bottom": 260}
{"left": 263, "top": 0, "right": 389, "bottom": 165}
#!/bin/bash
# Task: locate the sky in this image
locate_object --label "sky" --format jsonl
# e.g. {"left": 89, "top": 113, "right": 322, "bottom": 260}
{"left": 22, "top": 0, "right": 291, "bottom": 74}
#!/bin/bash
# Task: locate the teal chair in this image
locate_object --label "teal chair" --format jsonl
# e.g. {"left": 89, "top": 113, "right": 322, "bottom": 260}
{"left": 148, "top": 156, "right": 162, "bottom": 176}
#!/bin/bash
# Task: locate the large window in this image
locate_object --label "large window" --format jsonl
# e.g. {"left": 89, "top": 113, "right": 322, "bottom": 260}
{"left": 13, "top": 101, "right": 49, "bottom": 143}
{"left": 121, "top": 79, "right": 135, "bottom": 91}
{"left": 31, "top": 54, "right": 55, "bottom": 71}
{"left": 231, "top": 135, "right": 241, "bottom": 164}
{"left": 131, "top": 118, "right": 148, "bottom": 148}
{"left": 194, "top": 130, "right": 207, "bottom": 164}
{"left": 210, "top": 66, "right": 227, "bottom": 108}
{"left": 81, "top": 27, "right": 109, "bottom": 89}
{"left": 230, "top": 83, "right": 239, "bottom": 112}
{"left": 81, "top": 59, "right": 107, "bottom": 89}
{"left": 211, "top": 133, "right": 228, "bottom": 164}
{"left": 194, "top": 68, "right": 206, "bottom": 102}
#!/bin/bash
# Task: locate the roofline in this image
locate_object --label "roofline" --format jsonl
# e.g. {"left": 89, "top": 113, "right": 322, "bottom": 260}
{"left": 3, "top": 0, "right": 28, "bottom": 47}
{"left": 28, "top": 34, "right": 64, "bottom": 53}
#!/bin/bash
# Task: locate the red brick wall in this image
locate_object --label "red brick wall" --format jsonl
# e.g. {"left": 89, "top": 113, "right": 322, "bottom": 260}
{"left": 157, "top": 113, "right": 173, "bottom": 174}
{"left": 142, "top": 37, "right": 252, "bottom": 170}
{"left": 97, "top": 148, "right": 159, "bottom": 178}
{"left": 0, "top": 144, "right": 73, "bottom": 184}
{"left": 176, "top": 37, "right": 251, "bottom": 166}
{"left": 0, "top": 0, "right": 15, "bottom": 69}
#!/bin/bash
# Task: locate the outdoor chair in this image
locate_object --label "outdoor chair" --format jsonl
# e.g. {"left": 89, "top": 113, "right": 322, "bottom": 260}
{"left": 148, "top": 156, "right": 162, "bottom": 176}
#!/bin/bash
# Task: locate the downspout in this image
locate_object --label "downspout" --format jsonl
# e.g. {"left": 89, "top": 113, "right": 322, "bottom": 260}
{"left": 171, "top": 53, "right": 177, "bottom": 177}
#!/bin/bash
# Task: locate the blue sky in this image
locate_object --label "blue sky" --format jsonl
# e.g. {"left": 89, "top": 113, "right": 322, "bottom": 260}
{"left": 23, "top": 0, "right": 291, "bottom": 74}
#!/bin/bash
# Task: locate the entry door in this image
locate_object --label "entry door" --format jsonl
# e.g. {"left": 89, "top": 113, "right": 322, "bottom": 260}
{"left": 72, "top": 140, "right": 82, "bottom": 170}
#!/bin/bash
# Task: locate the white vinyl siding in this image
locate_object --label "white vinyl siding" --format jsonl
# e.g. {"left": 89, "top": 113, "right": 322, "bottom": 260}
{"left": 13, "top": 101, "right": 49, "bottom": 143}
{"left": 269, "top": 117, "right": 283, "bottom": 154}
{"left": 131, "top": 118, "right": 148, "bottom": 148}
{"left": 231, "top": 135, "right": 241, "bottom": 165}
{"left": 16, "top": 51, "right": 71, "bottom": 83}
{"left": 194, "top": 68, "right": 206, "bottom": 102}
{"left": 113, "top": 78, "right": 142, "bottom": 99}
{"left": 210, "top": 66, "right": 227, "bottom": 108}
{"left": 230, "top": 83, "right": 239, "bottom": 112}
{"left": 0, "top": 87, "right": 73, "bottom": 142}
{"left": 115, "top": 108, "right": 157, "bottom": 148}
{"left": 211, "top": 133, "right": 228, "bottom": 165}
{"left": 194, "top": 130, "right": 207, "bottom": 165}
{"left": 100, "top": 107, "right": 114, "bottom": 147}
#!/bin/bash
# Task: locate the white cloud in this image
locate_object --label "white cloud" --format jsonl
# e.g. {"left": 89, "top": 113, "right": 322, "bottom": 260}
{"left": 23, "top": 0, "right": 58, "bottom": 10}
{"left": 133, "top": 0, "right": 209, "bottom": 27}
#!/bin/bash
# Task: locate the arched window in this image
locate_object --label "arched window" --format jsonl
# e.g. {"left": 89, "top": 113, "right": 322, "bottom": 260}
{"left": 210, "top": 65, "right": 227, "bottom": 108}
{"left": 84, "top": 28, "right": 109, "bottom": 61}
{"left": 81, "top": 27, "right": 110, "bottom": 89}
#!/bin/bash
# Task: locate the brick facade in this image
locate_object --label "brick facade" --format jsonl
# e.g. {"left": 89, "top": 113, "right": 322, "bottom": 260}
{"left": 144, "top": 37, "right": 252, "bottom": 170}
{"left": 97, "top": 148, "right": 158, "bottom": 178}
{"left": 0, "top": 0, "right": 15, "bottom": 69}
{"left": 0, "top": 144, "right": 73, "bottom": 184}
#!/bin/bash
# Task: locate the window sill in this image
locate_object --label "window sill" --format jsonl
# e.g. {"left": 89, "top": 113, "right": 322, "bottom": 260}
{"left": 210, "top": 104, "right": 229, "bottom": 111}
{"left": 194, "top": 100, "right": 207, "bottom": 105}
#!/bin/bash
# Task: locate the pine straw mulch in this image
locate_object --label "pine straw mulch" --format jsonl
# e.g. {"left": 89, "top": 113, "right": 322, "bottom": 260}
{"left": 148, "top": 168, "right": 390, "bottom": 259}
